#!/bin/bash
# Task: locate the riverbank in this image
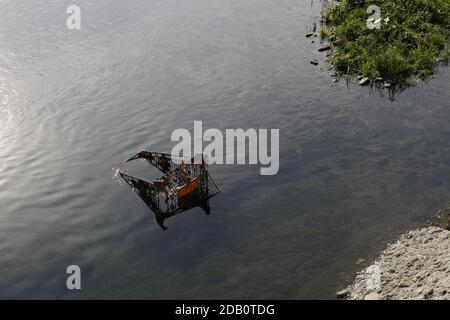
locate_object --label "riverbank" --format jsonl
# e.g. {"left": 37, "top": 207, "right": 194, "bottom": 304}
{"left": 320, "top": 0, "right": 450, "bottom": 88}
{"left": 338, "top": 226, "right": 450, "bottom": 300}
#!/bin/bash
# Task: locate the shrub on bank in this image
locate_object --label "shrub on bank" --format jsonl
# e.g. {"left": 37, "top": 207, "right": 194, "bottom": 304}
{"left": 321, "top": 0, "right": 450, "bottom": 86}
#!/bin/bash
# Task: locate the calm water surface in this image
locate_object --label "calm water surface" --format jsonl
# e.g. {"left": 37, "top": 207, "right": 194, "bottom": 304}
{"left": 0, "top": 0, "right": 449, "bottom": 299}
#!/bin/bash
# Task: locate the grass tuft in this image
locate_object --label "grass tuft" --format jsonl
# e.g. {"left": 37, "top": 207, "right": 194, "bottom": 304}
{"left": 321, "top": 0, "right": 450, "bottom": 86}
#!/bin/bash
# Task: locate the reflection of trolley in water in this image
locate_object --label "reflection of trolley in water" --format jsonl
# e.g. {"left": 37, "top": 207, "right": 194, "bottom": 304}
{"left": 114, "top": 150, "right": 220, "bottom": 230}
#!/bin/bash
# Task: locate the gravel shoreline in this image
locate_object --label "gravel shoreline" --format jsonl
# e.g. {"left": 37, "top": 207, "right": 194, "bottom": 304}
{"left": 338, "top": 226, "right": 450, "bottom": 300}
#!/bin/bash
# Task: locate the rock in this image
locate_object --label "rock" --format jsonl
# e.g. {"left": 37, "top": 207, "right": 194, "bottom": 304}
{"left": 375, "top": 77, "right": 384, "bottom": 82}
{"left": 356, "top": 259, "right": 366, "bottom": 265}
{"left": 336, "top": 289, "right": 350, "bottom": 299}
{"left": 364, "top": 292, "right": 381, "bottom": 300}
{"left": 306, "top": 33, "right": 314, "bottom": 38}
{"left": 383, "top": 82, "right": 393, "bottom": 88}
{"left": 332, "top": 78, "right": 339, "bottom": 83}
{"left": 359, "top": 77, "right": 370, "bottom": 86}
{"left": 333, "top": 39, "right": 343, "bottom": 46}
{"left": 310, "top": 60, "right": 319, "bottom": 66}
{"left": 356, "top": 75, "right": 363, "bottom": 81}
{"left": 318, "top": 45, "right": 331, "bottom": 52}
{"left": 424, "top": 288, "right": 434, "bottom": 297}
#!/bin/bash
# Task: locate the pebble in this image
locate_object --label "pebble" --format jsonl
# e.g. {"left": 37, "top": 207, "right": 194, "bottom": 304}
{"left": 356, "top": 259, "right": 366, "bottom": 265}
{"left": 336, "top": 289, "right": 350, "bottom": 299}
{"left": 318, "top": 45, "right": 331, "bottom": 52}
{"left": 359, "top": 77, "right": 370, "bottom": 86}
{"left": 364, "top": 292, "right": 381, "bottom": 300}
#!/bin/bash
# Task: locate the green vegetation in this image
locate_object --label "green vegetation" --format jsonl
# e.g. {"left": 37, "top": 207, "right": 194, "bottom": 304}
{"left": 321, "top": 0, "right": 450, "bottom": 86}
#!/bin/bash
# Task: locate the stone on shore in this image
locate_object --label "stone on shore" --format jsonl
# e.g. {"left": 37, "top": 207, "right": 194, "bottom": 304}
{"left": 336, "top": 289, "right": 350, "bottom": 299}
{"left": 359, "top": 77, "right": 370, "bottom": 86}
{"left": 364, "top": 292, "right": 381, "bottom": 300}
{"left": 318, "top": 45, "right": 331, "bottom": 52}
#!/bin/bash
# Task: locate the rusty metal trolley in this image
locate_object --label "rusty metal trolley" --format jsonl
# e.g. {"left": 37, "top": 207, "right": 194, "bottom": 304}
{"left": 115, "top": 151, "right": 220, "bottom": 230}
